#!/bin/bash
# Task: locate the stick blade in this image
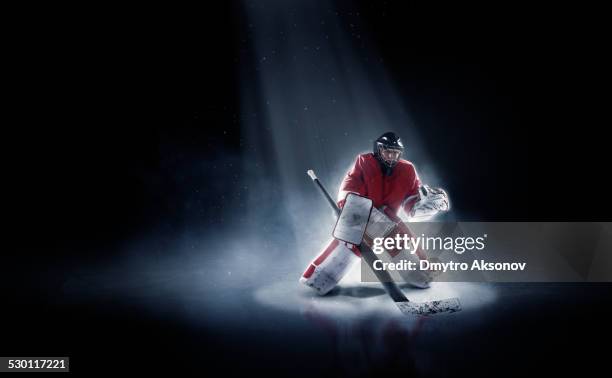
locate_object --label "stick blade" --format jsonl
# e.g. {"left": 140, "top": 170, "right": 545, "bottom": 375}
{"left": 396, "top": 297, "right": 462, "bottom": 316}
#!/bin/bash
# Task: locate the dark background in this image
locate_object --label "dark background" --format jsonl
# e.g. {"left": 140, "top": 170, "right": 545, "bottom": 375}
{"left": 4, "top": 1, "right": 610, "bottom": 375}
{"left": 9, "top": 2, "right": 609, "bottom": 248}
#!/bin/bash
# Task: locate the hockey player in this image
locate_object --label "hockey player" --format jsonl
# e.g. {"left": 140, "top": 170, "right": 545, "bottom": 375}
{"left": 300, "top": 132, "right": 450, "bottom": 295}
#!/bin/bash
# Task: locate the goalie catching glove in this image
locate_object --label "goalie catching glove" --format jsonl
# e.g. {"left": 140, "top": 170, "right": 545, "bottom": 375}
{"left": 408, "top": 185, "right": 450, "bottom": 220}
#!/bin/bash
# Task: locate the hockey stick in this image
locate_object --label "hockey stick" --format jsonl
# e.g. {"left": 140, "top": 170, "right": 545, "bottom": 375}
{"left": 307, "top": 169, "right": 461, "bottom": 316}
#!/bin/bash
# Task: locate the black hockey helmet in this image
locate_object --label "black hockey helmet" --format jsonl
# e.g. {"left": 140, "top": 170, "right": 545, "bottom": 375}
{"left": 373, "top": 132, "right": 404, "bottom": 174}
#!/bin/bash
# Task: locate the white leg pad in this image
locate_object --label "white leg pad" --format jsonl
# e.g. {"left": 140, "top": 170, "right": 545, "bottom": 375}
{"left": 300, "top": 239, "right": 360, "bottom": 295}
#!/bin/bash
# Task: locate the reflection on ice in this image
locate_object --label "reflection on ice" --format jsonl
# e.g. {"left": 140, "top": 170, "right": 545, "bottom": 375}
{"left": 254, "top": 278, "right": 497, "bottom": 321}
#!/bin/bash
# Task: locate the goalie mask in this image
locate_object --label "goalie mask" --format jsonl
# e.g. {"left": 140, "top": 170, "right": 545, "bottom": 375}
{"left": 373, "top": 132, "right": 404, "bottom": 176}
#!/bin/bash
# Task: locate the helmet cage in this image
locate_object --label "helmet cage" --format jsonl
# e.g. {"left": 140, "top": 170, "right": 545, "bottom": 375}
{"left": 376, "top": 142, "right": 402, "bottom": 168}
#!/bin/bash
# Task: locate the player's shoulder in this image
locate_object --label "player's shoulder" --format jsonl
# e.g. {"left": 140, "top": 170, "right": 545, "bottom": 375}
{"left": 355, "top": 152, "right": 376, "bottom": 165}
{"left": 396, "top": 159, "right": 417, "bottom": 174}
{"left": 357, "top": 152, "right": 375, "bottom": 161}
{"left": 396, "top": 159, "right": 416, "bottom": 169}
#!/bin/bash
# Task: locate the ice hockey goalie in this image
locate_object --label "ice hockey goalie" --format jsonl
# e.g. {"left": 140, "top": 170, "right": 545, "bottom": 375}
{"left": 300, "top": 132, "right": 450, "bottom": 295}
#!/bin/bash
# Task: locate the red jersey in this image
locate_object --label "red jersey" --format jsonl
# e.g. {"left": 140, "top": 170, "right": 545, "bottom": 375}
{"left": 338, "top": 153, "right": 421, "bottom": 216}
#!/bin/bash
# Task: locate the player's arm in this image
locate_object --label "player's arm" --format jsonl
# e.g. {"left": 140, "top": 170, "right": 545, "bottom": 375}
{"left": 337, "top": 155, "right": 367, "bottom": 208}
